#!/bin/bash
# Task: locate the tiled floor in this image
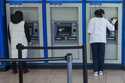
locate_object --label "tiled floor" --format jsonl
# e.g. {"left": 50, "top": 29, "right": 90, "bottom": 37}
{"left": 0, "top": 69, "right": 125, "bottom": 83}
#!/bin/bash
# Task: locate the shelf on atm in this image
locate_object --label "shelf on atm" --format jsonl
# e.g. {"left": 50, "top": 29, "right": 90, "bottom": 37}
{"left": 106, "top": 37, "right": 115, "bottom": 40}
{"left": 31, "top": 36, "right": 39, "bottom": 40}
{"left": 67, "top": 37, "right": 77, "bottom": 40}
{"left": 55, "top": 37, "right": 65, "bottom": 40}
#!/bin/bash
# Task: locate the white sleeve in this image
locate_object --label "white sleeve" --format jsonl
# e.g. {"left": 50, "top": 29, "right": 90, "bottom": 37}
{"left": 106, "top": 20, "right": 115, "bottom": 31}
{"left": 9, "top": 23, "right": 12, "bottom": 34}
{"left": 88, "top": 19, "right": 94, "bottom": 34}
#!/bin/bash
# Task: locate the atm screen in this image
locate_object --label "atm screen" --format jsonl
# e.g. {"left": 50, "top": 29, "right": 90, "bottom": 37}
{"left": 56, "top": 23, "right": 72, "bottom": 36}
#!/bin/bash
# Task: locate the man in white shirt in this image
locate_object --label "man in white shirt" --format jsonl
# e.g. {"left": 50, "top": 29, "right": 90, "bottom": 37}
{"left": 88, "top": 9, "right": 116, "bottom": 76}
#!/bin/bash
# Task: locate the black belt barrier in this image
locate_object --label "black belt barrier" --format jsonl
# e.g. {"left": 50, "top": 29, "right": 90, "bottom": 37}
{"left": 0, "top": 43, "right": 88, "bottom": 83}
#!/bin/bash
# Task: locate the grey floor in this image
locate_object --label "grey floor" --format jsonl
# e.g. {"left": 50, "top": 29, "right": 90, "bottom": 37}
{"left": 0, "top": 69, "right": 125, "bottom": 83}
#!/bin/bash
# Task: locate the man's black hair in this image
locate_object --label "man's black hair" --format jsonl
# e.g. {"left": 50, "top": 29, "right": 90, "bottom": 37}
{"left": 11, "top": 11, "right": 23, "bottom": 24}
{"left": 95, "top": 9, "right": 105, "bottom": 17}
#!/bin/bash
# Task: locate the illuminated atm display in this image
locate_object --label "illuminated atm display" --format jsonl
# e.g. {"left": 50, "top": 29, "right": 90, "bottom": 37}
{"left": 54, "top": 21, "right": 78, "bottom": 42}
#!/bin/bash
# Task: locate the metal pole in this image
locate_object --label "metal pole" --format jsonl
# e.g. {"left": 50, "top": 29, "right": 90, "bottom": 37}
{"left": 17, "top": 44, "right": 23, "bottom": 83}
{"left": 82, "top": 46, "right": 88, "bottom": 83}
{"left": 66, "top": 53, "right": 72, "bottom": 83}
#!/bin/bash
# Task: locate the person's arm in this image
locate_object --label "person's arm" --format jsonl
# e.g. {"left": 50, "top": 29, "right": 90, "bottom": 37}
{"left": 88, "top": 19, "right": 94, "bottom": 35}
{"left": 7, "top": 25, "right": 11, "bottom": 43}
{"left": 24, "top": 22, "right": 31, "bottom": 42}
{"left": 106, "top": 19, "right": 115, "bottom": 31}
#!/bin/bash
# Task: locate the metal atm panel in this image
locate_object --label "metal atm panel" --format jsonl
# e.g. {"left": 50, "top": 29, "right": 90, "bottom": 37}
{"left": 6, "top": 3, "right": 43, "bottom": 58}
{"left": 86, "top": 3, "right": 122, "bottom": 64}
{"left": 47, "top": 4, "right": 83, "bottom": 63}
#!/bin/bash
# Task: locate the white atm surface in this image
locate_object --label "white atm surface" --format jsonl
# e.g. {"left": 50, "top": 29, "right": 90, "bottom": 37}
{"left": 86, "top": 3, "right": 122, "bottom": 64}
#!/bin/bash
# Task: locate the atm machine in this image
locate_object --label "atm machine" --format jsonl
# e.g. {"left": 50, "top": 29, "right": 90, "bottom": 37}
{"left": 86, "top": 3, "right": 122, "bottom": 64}
{"left": 47, "top": 3, "right": 83, "bottom": 63}
{"left": 6, "top": 1, "right": 43, "bottom": 58}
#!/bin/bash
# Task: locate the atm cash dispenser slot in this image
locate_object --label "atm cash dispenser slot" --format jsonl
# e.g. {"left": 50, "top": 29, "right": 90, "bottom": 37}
{"left": 53, "top": 21, "right": 78, "bottom": 43}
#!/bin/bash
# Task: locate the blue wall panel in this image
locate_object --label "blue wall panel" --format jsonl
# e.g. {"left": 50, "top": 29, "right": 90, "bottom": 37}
{"left": 7, "top": 0, "right": 42, "bottom": 1}
{"left": 0, "top": 0, "right": 4, "bottom": 59}
{"left": 0, "top": 0, "right": 8, "bottom": 69}
{"left": 122, "top": 1, "right": 125, "bottom": 65}
{"left": 7, "top": 0, "right": 81, "bottom": 1}
{"left": 42, "top": 0, "right": 48, "bottom": 59}
{"left": 82, "top": 0, "right": 86, "bottom": 45}
{"left": 86, "top": 0, "right": 123, "bottom": 1}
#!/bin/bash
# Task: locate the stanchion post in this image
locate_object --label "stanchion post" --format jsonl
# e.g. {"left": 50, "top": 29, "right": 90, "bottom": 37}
{"left": 66, "top": 53, "right": 72, "bottom": 83}
{"left": 17, "top": 43, "right": 24, "bottom": 83}
{"left": 82, "top": 46, "right": 88, "bottom": 83}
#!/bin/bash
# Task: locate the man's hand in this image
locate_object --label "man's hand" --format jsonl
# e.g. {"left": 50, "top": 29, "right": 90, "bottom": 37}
{"left": 111, "top": 17, "right": 118, "bottom": 25}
